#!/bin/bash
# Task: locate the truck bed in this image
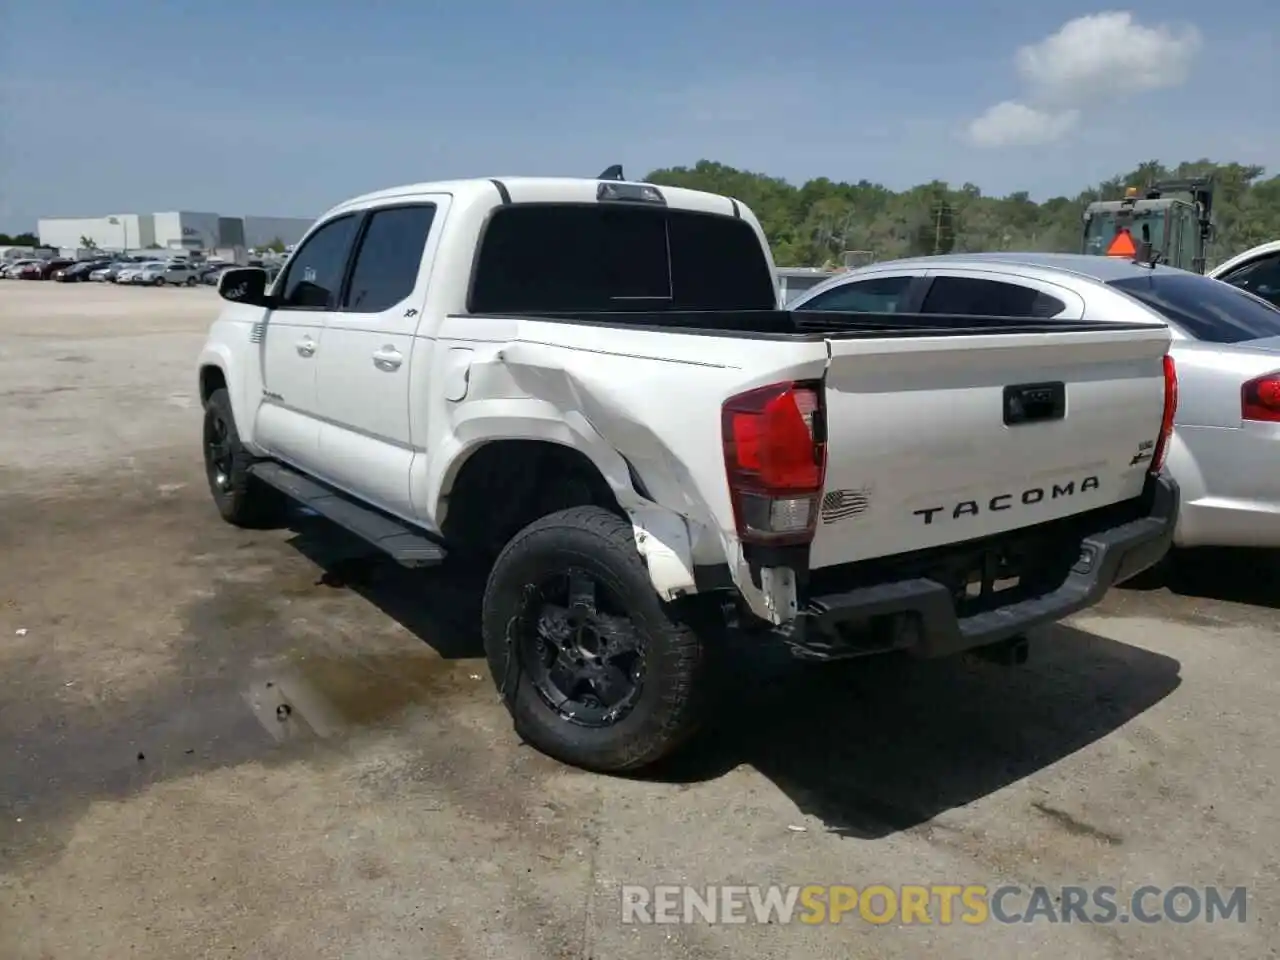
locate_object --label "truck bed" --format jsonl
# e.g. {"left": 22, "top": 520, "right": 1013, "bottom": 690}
{"left": 469, "top": 308, "right": 1166, "bottom": 339}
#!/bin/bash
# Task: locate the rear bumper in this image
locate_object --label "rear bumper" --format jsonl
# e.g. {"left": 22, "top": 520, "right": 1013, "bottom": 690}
{"left": 789, "top": 473, "right": 1178, "bottom": 660}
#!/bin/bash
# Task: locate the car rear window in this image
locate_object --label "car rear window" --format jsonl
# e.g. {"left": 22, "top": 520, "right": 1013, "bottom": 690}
{"left": 468, "top": 203, "right": 777, "bottom": 313}
{"left": 1109, "top": 272, "right": 1280, "bottom": 343}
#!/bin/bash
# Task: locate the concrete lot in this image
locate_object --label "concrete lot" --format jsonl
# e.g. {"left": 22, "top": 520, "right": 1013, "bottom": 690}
{"left": 1, "top": 280, "right": 1277, "bottom": 959}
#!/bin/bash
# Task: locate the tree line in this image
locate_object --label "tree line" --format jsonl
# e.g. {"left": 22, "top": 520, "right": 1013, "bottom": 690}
{"left": 645, "top": 159, "right": 1280, "bottom": 269}
{"left": 6, "top": 157, "right": 1276, "bottom": 268}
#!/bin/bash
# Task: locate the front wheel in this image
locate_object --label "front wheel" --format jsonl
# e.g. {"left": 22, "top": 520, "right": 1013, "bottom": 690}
{"left": 202, "top": 388, "right": 285, "bottom": 528}
{"left": 153, "top": 277, "right": 165, "bottom": 287}
{"left": 481, "top": 506, "right": 709, "bottom": 774}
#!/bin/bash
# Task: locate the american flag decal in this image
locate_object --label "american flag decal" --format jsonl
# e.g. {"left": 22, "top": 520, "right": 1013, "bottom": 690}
{"left": 821, "top": 488, "right": 871, "bottom": 524}
{"left": 249, "top": 322, "right": 265, "bottom": 344}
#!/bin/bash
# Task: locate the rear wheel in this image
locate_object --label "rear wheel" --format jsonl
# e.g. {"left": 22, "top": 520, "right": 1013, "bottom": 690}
{"left": 202, "top": 388, "right": 285, "bottom": 528}
{"left": 153, "top": 277, "right": 165, "bottom": 287}
{"left": 481, "top": 506, "right": 708, "bottom": 773}
{"left": 186, "top": 276, "right": 197, "bottom": 287}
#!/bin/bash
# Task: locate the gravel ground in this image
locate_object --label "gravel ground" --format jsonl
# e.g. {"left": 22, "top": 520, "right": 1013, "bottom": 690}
{"left": 1, "top": 281, "right": 1277, "bottom": 959}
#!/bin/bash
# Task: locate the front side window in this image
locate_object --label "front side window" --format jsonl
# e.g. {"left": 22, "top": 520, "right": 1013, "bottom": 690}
{"left": 341, "top": 204, "right": 436, "bottom": 313}
{"left": 921, "top": 276, "right": 1066, "bottom": 318}
{"left": 277, "top": 214, "right": 359, "bottom": 310}
{"left": 469, "top": 204, "right": 777, "bottom": 313}
{"left": 798, "top": 275, "right": 913, "bottom": 312}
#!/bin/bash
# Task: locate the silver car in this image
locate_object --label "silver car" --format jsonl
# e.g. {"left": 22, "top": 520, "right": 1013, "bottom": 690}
{"left": 130, "top": 261, "right": 201, "bottom": 286}
{"left": 788, "top": 252, "right": 1280, "bottom": 551}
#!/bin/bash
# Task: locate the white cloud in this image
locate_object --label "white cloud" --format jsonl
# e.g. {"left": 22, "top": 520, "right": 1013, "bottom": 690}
{"left": 967, "top": 101, "right": 1081, "bottom": 148}
{"left": 1016, "top": 11, "right": 1202, "bottom": 104}
{"left": 966, "top": 11, "right": 1202, "bottom": 148}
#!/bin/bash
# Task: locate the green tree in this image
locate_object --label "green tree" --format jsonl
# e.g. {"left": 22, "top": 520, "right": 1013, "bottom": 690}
{"left": 641, "top": 159, "right": 1280, "bottom": 269}
{"left": 264, "top": 236, "right": 287, "bottom": 254}
{"left": 80, "top": 236, "right": 99, "bottom": 250}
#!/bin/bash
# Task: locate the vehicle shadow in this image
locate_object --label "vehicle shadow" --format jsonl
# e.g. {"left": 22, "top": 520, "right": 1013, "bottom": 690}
{"left": 650, "top": 626, "right": 1182, "bottom": 839}
{"left": 1117, "top": 546, "right": 1280, "bottom": 609}
{"left": 279, "top": 513, "right": 1182, "bottom": 840}
{"left": 282, "top": 512, "right": 486, "bottom": 660}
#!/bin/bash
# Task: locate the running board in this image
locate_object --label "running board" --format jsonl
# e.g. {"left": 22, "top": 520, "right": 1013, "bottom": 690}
{"left": 249, "top": 461, "right": 447, "bottom": 568}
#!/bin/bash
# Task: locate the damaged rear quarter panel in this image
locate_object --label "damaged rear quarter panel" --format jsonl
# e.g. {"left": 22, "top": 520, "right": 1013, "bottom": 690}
{"left": 425, "top": 317, "right": 829, "bottom": 584}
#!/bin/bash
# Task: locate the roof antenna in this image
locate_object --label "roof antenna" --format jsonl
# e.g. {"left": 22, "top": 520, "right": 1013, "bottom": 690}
{"left": 597, "top": 164, "right": 625, "bottom": 181}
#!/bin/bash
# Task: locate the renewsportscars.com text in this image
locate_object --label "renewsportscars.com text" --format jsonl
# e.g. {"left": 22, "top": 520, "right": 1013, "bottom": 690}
{"left": 620, "top": 884, "right": 1248, "bottom": 926}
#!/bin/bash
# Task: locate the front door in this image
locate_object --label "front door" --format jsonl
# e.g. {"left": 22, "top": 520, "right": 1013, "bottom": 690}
{"left": 314, "top": 199, "right": 445, "bottom": 520}
{"left": 254, "top": 213, "right": 361, "bottom": 471}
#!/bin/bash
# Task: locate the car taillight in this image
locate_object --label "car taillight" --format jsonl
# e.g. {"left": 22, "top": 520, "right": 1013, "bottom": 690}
{"left": 1242, "top": 371, "right": 1280, "bottom": 423}
{"left": 1150, "top": 354, "right": 1178, "bottom": 473}
{"left": 721, "top": 381, "right": 826, "bottom": 546}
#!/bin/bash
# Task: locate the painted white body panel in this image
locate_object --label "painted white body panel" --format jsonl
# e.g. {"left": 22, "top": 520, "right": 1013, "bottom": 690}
{"left": 790, "top": 251, "right": 1280, "bottom": 550}
{"left": 198, "top": 183, "right": 1172, "bottom": 623}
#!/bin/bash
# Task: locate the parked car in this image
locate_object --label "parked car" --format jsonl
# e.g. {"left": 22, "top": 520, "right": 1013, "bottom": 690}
{"left": 197, "top": 176, "right": 1175, "bottom": 774}
{"left": 788, "top": 251, "right": 1280, "bottom": 551}
{"left": 2, "top": 259, "right": 43, "bottom": 279}
{"left": 1210, "top": 240, "right": 1280, "bottom": 308}
{"left": 91, "top": 259, "right": 144, "bottom": 282}
{"left": 197, "top": 263, "right": 230, "bottom": 284}
{"left": 125, "top": 261, "right": 203, "bottom": 286}
{"left": 18, "top": 258, "right": 74, "bottom": 280}
{"left": 116, "top": 261, "right": 166, "bottom": 284}
{"left": 54, "top": 258, "right": 113, "bottom": 282}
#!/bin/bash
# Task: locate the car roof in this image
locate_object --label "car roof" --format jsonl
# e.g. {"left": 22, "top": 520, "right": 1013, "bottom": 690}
{"left": 795, "top": 251, "right": 1205, "bottom": 301}
{"left": 325, "top": 176, "right": 742, "bottom": 222}
{"left": 857, "top": 251, "right": 1195, "bottom": 281}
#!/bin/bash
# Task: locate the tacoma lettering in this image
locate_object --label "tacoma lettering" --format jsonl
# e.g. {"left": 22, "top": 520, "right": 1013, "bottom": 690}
{"left": 914, "top": 475, "right": 1099, "bottom": 525}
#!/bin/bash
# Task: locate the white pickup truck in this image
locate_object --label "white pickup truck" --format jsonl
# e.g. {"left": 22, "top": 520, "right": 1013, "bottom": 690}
{"left": 197, "top": 171, "right": 1179, "bottom": 773}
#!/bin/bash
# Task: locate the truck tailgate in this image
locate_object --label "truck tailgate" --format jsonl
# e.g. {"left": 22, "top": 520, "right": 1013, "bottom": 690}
{"left": 809, "top": 325, "right": 1172, "bottom": 568}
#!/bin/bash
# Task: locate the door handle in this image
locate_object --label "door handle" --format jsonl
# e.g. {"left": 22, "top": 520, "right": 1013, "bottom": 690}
{"left": 372, "top": 346, "right": 403, "bottom": 370}
{"left": 296, "top": 337, "right": 316, "bottom": 357}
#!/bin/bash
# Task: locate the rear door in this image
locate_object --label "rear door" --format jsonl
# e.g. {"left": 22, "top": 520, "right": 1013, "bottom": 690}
{"left": 810, "top": 320, "right": 1171, "bottom": 567}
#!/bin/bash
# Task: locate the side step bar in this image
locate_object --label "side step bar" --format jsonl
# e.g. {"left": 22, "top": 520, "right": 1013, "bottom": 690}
{"left": 249, "top": 461, "right": 447, "bottom": 568}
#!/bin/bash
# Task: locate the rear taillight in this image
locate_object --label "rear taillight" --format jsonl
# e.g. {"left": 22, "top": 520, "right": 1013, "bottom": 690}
{"left": 721, "top": 381, "right": 826, "bottom": 546}
{"left": 1151, "top": 354, "right": 1178, "bottom": 473}
{"left": 1242, "top": 372, "right": 1280, "bottom": 423}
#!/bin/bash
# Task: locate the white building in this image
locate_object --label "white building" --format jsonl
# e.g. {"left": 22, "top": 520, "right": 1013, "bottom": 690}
{"left": 38, "top": 210, "right": 313, "bottom": 254}
{"left": 37, "top": 214, "right": 155, "bottom": 253}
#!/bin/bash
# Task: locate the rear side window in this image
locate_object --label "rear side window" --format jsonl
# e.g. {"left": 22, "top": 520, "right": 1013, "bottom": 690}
{"left": 342, "top": 204, "right": 436, "bottom": 313}
{"left": 468, "top": 204, "right": 777, "bottom": 313}
{"left": 1110, "top": 273, "right": 1280, "bottom": 343}
{"left": 799, "top": 275, "right": 912, "bottom": 312}
{"left": 921, "top": 276, "right": 1066, "bottom": 318}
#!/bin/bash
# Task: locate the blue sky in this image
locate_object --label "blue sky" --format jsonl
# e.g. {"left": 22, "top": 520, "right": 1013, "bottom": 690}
{"left": 0, "top": 0, "right": 1275, "bottom": 232}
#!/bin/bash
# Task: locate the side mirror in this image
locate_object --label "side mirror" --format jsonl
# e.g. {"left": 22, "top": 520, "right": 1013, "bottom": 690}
{"left": 217, "top": 266, "right": 272, "bottom": 306}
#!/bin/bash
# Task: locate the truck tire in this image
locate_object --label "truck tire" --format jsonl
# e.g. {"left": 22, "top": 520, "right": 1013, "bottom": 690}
{"left": 481, "top": 505, "right": 707, "bottom": 773}
{"left": 202, "top": 387, "right": 285, "bottom": 528}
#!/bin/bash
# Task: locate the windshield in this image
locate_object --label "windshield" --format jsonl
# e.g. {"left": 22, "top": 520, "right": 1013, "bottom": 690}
{"left": 1084, "top": 209, "right": 1166, "bottom": 256}
{"left": 1109, "top": 272, "right": 1280, "bottom": 343}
